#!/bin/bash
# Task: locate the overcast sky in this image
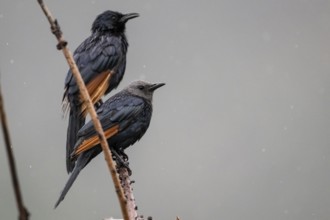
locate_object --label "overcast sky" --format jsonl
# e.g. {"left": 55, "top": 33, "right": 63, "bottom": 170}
{"left": 1, "top": 1, "right": 330, "bottom": 220}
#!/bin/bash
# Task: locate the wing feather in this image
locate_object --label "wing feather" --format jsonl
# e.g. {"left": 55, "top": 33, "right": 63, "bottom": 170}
{"left": 73, "top": 125, "right": 119, "bottom": 157}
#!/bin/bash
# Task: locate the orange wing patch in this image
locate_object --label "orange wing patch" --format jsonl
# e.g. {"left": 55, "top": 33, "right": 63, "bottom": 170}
{"left": 80, "top": 71, "right": 112, "bottom": 116}
{"left": 73, "top": 124, "right": 119, "bottom": 157}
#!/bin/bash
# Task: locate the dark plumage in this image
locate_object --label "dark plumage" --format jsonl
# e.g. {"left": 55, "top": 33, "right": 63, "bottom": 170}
{"left": 55, "top": 80, "right": 165, "bottom": 208}
{"left": 63, "top": 10, "right": 139, "bottom": 173}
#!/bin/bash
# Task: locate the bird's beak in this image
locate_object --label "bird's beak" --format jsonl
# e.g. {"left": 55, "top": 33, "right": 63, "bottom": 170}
{"left": 149, "top": 83, "right": 165, "bottom": 91}
{"left": 120, "top": 13, "right": 139, "bottom": 23}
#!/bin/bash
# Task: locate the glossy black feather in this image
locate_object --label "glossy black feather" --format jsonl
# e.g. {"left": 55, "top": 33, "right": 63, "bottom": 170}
{"left": 77, "top": 91, "right": 151, "bottom": 144}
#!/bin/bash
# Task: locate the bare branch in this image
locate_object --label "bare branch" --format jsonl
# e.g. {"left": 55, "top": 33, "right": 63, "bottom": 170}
{"left": 0, "top": 85, "right": 30, "bottom": 220}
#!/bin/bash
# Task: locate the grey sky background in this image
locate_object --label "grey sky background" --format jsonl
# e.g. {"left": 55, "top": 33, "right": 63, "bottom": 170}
{"left": 1, "top": 0, "right": 330, "bottom": 219}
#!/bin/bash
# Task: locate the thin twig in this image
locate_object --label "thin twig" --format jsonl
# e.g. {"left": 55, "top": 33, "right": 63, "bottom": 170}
{"left": 36, "top": 1, "right": 130, "bottom": 219}
{"left": 0, "top": 85, "right": 30, "bottom": 220}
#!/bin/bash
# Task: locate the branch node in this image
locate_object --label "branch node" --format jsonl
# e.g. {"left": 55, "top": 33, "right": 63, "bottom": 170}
{"left": 56, "top": 40, "right": 68, "bottom": 50}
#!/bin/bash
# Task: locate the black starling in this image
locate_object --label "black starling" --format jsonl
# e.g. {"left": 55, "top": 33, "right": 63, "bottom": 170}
{"left": 55, "top": 80, "right": 165, "bottom": 208}
{"left": 63, "top": 10, "right": 139, "bottom": 173}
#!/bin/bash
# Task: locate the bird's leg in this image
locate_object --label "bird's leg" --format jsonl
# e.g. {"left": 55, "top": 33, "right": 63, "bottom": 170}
{"left": 111, "top": 149, "right": 131, "bottom": 173}
{"left": 117, "top": 150, "right": 131, "bottom": 175}
{"left": 119, "top": 149, "right": 129, "bottom": 162}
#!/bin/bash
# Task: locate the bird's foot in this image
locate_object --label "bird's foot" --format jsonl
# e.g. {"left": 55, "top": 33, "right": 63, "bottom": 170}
{"left": 111, "top": 149, "right": 131, "bottom": 175}
{"left": 116, "top": 160, "right": 132, "bottom": 176}
{"left": 120, "top": 151, "right": 129, "bottom": 162}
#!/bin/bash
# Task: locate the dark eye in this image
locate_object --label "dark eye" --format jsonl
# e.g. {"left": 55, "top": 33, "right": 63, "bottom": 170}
{"left": 111, "top": 15, "right": 117, "bottom": 20}
{"left": 138, "top": 85, "right": 145, "bottom": 90}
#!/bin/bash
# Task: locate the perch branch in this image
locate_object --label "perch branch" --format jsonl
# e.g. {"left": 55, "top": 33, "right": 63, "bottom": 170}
{"left": 118, "top": 167, "right": 140, "bottom": 220}
{"left": 36, "top": 1, "right": 131, "bottom": 219}
{"left": 0, "top": 85, "right": 30, "bottom": 220}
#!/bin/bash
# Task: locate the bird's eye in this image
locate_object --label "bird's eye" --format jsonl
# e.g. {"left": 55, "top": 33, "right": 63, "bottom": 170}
{"left": 138, "top": 85, "right": 145, "bottom": 90}
{"left": 111, "top": 15, "right": 117, "bottom": 20}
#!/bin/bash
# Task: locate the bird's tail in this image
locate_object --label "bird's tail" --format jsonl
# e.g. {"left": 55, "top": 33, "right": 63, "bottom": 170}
{"left": 54, "top": 153, "right": 90, "bottom": 208}
{"left": 66, "top": 104, "right": 85, "bottom": 173}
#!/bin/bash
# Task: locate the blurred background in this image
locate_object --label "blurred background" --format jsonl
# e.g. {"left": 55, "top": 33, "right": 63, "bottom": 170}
{"left": 1, "top": 0, "right": 330, "bottom": 219}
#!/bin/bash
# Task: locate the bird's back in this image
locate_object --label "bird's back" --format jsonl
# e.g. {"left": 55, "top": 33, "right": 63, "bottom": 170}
{"left": 64, "top": 32, "right": 128, "bottom": 99}
{"left": 78, "top": 90, "right": 152, "bottom": 146}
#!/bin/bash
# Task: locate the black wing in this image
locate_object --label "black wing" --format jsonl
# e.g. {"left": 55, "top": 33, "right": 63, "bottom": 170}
{"left": 77, "top": 94, "right": 145, "bottom": 140}
{"left": 64, "top": 35, "right": 125, "bottom": 95}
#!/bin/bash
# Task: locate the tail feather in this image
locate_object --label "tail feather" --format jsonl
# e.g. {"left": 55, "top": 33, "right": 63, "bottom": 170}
{"left": 66, "top": 104, "right": 85, "bottom": 173}
{"left": 54, "top": 153, "right": 90, "bottom": 208}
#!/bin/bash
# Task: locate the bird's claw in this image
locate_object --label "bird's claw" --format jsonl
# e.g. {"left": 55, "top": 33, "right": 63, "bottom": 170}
{"left": 111, "top": 149, "right": 132, "bottom": 175}
{"left": 116, "top": 160, "right": 132, "bottom": 176}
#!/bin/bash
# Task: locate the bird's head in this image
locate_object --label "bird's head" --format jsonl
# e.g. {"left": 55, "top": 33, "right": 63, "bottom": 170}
{"left": 91, "top": 10, "right": 139, "bottom": 33}
{"left": 126, "top": 80, "right": 165, "bottom": 102}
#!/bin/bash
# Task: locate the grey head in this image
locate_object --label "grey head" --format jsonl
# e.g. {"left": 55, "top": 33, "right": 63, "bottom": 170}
{"left": 125, "top": 80, "right": 165, "bottom": 102}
